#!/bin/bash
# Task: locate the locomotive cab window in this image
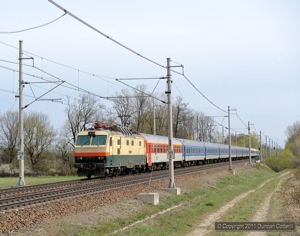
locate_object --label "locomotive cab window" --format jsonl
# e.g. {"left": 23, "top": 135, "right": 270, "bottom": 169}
{"left": 76, "top": 135, "right": 107, "bottom": 146}
{"left": 91, "top": 135, "right": 107, "bottom": 145}
{"left": 76, "top": 135, "right": 90, "bottom": 145}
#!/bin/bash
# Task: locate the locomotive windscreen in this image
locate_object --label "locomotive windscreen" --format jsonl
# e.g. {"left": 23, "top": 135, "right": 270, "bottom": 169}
{"left": 76, "top": 135, "right": 107, "bottom": 146}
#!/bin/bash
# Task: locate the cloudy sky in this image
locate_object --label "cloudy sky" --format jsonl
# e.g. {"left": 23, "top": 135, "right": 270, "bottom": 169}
{"left": 0, "top": 0, "right": 299, "bottom": 147}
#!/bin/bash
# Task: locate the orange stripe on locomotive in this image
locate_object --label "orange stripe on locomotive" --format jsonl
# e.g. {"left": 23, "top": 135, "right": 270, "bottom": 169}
{"left": 74, "top": 152, "right": 110, "bottom": 157}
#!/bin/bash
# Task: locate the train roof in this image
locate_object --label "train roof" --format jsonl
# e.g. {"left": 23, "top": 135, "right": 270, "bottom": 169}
{"left": 177, "top": 138, "right": 205, "bottom": 146}
{"left": 178, "top": 138, "right": 228, "bottom": 148}
{"left": 140, "top": 133, "right": 182, "bottom": 145}
{"left": 77, "top": 129, "right": 144, "bottom": 139}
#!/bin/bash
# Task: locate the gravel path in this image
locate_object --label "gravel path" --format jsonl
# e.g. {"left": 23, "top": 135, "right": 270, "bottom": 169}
{"left": 187, "top": 171, "right": 291, "bottom": 236}
{"left": 247, "top": 171, "right": 291, "bottom": 236}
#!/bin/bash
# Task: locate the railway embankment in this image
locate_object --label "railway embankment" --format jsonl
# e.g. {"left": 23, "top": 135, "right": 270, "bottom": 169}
{"left": 5, "top": 162, "right": 300, "bottom": 236}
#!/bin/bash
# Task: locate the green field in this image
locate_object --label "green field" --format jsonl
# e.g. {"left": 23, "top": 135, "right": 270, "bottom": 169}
{"left": 0, "top": 176, "right": 82, "bottom": 189}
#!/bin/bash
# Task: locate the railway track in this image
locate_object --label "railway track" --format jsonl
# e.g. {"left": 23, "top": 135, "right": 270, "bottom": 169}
{"left": 0, "top": 159, "right": 249, "bottom": 213}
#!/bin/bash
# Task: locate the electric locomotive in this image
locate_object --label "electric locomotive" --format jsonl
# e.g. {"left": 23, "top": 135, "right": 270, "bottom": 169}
{"left": 74, "top": 123, "right": 147, "bottom": 178}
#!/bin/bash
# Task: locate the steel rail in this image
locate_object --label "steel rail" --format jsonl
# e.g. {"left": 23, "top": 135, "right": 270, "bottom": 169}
{"left": 0, "top": 159, "right": 249, "bottom": 212}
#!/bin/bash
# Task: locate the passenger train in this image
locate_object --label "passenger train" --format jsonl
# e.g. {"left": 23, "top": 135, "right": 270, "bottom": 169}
{"left": 74, "top": 123, "right": 259, "bottom": 178}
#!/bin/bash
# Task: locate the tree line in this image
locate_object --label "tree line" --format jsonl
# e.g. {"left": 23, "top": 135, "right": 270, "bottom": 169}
{"left": 0, "top": 86, "right": 266, "bottom": 175}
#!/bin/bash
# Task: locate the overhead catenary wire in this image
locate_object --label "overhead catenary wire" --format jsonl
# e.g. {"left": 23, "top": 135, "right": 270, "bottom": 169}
{"left": 181, "top": 74, "right": 227, "bottom": 113}
{"left": 48, "top": 0, "right": 166, "bottom": 70}
{"left": 0, "top": 41, "right": 164, "bottom": 98}
{"left": 116, "top": 77, "right": 166, "bottom": 81}
{"left": 0, "top": 63, "right": 164, "bottom": 103}
{"left": 235, "top": 112, "right": 248, "bottom": 128}
{"left": 0, "top": 13, "right": 66, "bottom": 34}
{"left": 115, "top": 79, "right": 166, "bottom": 104}
{"left": 1, "top": 45, "right": 259, "bottom": 143}
{"left": 1, "top": 39, "right": 227, "bottom": 124}
{"left": 0, "top": 6, "right": 266, "bottom": 143}
{"left": 0, "top": 41, "right": 119, "bottom": 84}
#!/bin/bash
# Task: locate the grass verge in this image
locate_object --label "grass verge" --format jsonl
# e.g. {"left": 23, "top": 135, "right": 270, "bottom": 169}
{"left": 63, "top": 165, "right": 285, "bottom": 236}
{"left": 0, "top": 176, "right": 82, "bottom": 189}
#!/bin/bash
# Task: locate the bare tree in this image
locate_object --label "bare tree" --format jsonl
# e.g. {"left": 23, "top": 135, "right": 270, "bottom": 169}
{"left": 172, "top": 96, "right": 193, "bottom": 139}
{"left": 0, "top": 111, "right": 19, "bottom": 164}
{"left": 24, "top": 112, "right": 56, "bottom": 171}
{"left": 193, "top": 111, "right": 216, "bottom": 142}
{"left": 145, "top": 93, "right": 168, "bottom": 136}
{"left": 54, "top": 134, "right": 74, "bottom": 174}
{"left": 112, "top": 89, "right": 135, "bottom": 127}
{"left": 65, "top": 93, "right": 104, "bottom": 144}
{"left": 131, "top": 84, "right": 151, "bottom": 132}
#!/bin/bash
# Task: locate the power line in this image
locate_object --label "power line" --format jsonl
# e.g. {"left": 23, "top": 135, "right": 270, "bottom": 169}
{"left": 0, "top": 13, "right": 66, "bottom": 34}
{"left": 1, "top": 63, "right": 165, "bottom": 103}
{"left": 182, "top": 74, "right": 227, "bottom": 113}
{"left": 0, "top": 40, "right": 165, "bottom": 98}
{"left": 48, "top": 0, "right": 166, "bottom": 70}
{"left": 0, "top": 40, "right": 121, "bottom": 86}
{"left": 117, "top": 77, "right": 165, "bottom": 81}
{"left": 115, "top": 79, "right": 166, "bottom": 104}
{"left": 235, "top": 112, "right": 247, "bottom": 128}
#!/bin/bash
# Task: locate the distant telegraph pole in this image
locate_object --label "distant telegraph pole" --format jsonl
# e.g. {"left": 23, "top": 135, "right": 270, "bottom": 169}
{"left": 153, "top": 97, "right": 156, "bottom": 135}
{"left": 265, "top": 135, "right": 268, "bottom": 158}
{"left": 260, "top": 130, "right": 262, "bottom": 161}
{"left": 228, "top": 106, "right": 232, "bottom": 170}
{"left": 227, "top": 106, "right": 236, "bottom": 171}
{"left": 18, "top": 40, "right": 25, "bottom": 186}
{"left": 248, "top": 121, "right": 252, "bottom": 165}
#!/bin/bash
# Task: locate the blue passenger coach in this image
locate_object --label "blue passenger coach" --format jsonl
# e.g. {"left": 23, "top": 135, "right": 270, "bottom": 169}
{"left": 179, "top": 139, "right": 206, "bottom": 165}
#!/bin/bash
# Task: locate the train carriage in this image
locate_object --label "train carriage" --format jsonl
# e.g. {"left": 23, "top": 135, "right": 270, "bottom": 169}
{"left": 140, "top": 133, "right": 183, "bottom": 169}
{"left": 232, "top": 146, "right": 247, "bottom": 160}
{"left": 204, "top": 142, "right": 221, "bottom": 160}
{"left": 219, "top": 144, "right": 229, "bottom": 160}
{"left": 178, "top": 139, "right": 205, "bottom": 165}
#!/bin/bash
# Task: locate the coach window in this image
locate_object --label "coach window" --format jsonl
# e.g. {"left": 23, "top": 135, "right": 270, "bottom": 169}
{"left": 153, "top": 144, "right": 156, "bottom": 153}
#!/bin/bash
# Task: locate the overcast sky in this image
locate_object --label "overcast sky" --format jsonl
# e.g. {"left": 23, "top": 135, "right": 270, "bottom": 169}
{"left": 1, "top": 0, "right": 299, "bottom": 148}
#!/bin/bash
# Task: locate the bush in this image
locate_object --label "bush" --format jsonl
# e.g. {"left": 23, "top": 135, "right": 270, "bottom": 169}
{"left": 279, "top": 149, "right": 296, "bottom": 159}
{"left": 264, "top": 156, "right": 292, "bottom": 172}
{"left": 278, "top": 149, "right": 300, "bottom": 168}
{"left": 0, "top": 164, "right": 18, "bottom": 177}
